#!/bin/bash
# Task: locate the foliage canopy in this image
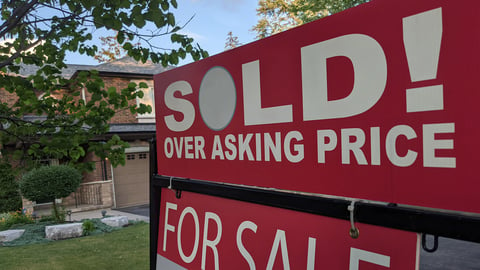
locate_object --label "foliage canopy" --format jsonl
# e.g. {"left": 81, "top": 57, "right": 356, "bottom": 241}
{"left": 225, "top": 31, "right": 241, "bottom": 50}
{"left": 252, "top": 0, "right": 370, "bottom": 39}
{"left": 20, "top": 164, "right": 82, "bottom": 222}
{"left": 20, "top": 165, "right": 82, "bottom": 203}
{"left": 94, "top": 32, "right": 130, "bottom": 63}
{"left": 0, "top": 0, "right": 208, "bottom": 170}
{"left": 0, "top": 161, "right": 22, "bottom": 213}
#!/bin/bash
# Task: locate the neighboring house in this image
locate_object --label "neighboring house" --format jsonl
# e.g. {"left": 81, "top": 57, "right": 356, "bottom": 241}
{"left": 1, "top": 57, "right": 169, "bottom": 212}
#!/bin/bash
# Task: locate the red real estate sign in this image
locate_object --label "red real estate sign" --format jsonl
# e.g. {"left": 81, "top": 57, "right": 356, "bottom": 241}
{"left": 157, "top": 189, "right": 420, "bottom": 270}
{"left": 154, "top": 0, "right": 480, "bottom": 213}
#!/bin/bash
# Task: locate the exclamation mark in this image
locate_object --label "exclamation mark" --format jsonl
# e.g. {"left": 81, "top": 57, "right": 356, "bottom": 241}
{"left": 403, "top": 8, "right": 443, "bottom": 113}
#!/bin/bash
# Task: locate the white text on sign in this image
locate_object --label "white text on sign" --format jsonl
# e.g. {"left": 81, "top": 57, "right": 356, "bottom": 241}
{"left": 162, "top": 202, "right": 395, "bottom": 270}
{"left": 161, "top": 8, "right": 455, "bottom": 169}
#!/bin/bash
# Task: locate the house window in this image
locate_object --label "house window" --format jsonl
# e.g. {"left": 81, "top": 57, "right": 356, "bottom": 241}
{"left": 138, "top": 153, "right": 147, "bottom": 159}
{"left": 133, "top": 79, "right": 155, "bottom": 123}
{"left": 37, "top": 159, "right": 59, "bottom": 166}
{"left": 127, "top": 154, "right": 136, "bottom": 160}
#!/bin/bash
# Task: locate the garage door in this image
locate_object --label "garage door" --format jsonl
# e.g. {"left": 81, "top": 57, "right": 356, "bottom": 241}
{"left": 113, "top": 152, "right": 149, "bottom": 208}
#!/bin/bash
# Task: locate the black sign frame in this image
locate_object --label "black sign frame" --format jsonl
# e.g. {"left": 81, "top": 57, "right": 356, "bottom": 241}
{"left": 149, "top": 139, "right": 480, "bottom": 269}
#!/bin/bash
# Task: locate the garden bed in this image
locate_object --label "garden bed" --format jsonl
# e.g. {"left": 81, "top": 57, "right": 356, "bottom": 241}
{"left": 0, "top": 213, "right": 141, "bottom": 247}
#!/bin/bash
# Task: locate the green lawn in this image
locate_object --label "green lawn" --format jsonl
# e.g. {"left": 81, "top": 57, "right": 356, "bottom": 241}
{"left": 0, "top": 223, "right": 149, "bottom": 270}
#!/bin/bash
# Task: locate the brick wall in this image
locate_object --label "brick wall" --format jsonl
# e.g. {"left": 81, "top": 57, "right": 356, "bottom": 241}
{"left": 62, "top": 181, "right": 114, "bottom": 209}
{"left": 1, "top": 76, "right": 149, "bottom": 124}
{"left": 100, "top": 182, "right": 113, "bottom": 207}
{"left": 82, "top": 152, "right": 113, "bottom": 183}
{"left": 79, "top": 76, "right": 140, "bottom": 123}
{"left": 0, "top": 88, "right": 18, "bottom": 107}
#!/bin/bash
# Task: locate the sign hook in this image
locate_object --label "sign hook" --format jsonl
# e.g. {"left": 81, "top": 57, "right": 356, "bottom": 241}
{"left": 168, "top": 176, "right": 173, "bottom": 189}
{"left": 422, "top": 233, "right": 439, "bottom": 253}
{"left": 167, "top": 177, "right": 182, "bottom": 199}
{"left": 348, "top": 201, "right": 360, "bottom": 239}
{"left": 176, "top": 189, "right": 182, "bottom": 199}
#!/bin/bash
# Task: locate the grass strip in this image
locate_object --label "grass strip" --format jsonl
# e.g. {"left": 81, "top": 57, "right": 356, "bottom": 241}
{"left": 0, "top": 223, "right": 149, "bottom": 270}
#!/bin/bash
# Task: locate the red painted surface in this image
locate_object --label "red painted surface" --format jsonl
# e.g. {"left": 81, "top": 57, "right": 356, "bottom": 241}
{"left": 154, "top": 0, "right": 480, "bottom": 213}
{"left": 158, "top": 189, "right": 419, "bottom": 270}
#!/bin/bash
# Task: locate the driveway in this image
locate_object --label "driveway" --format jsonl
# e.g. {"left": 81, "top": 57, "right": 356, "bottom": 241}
{"left": 116, "top": 204, "right": 150, "bottom": 217}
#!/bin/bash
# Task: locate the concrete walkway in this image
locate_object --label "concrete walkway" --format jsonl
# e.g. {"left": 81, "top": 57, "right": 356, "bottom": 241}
{"left": 69, "top": 208, "right": 149, "bottom": 223}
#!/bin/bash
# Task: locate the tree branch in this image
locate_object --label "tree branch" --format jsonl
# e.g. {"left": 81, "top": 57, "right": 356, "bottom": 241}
{"left": 0, "top": 38, "right": 43, "bottom": 69}
{"left": 0, "top": 0, "right": 40, "bottom": 38}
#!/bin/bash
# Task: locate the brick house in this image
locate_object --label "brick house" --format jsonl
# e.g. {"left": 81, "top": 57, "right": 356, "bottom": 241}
{"left": 1, "top": 57, "right": 168, "bottom": 212}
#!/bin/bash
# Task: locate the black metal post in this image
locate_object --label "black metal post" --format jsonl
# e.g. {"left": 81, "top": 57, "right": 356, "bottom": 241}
{"left": 149, "top": 138, "right": 160, "bottom": 270}
{"left": 102, "top": 158, "right": 108, "bottom": 181}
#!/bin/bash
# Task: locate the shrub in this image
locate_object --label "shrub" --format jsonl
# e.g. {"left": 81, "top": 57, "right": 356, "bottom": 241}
{"left": 19, "top": 165, "right": 82, "bottom": 223}
{"left": 0, "top": 210, "right": 34, "bottom": 231}
{"left": 0, "top": 162, "right": 22, "bottom": 213}
{"left": 38, "top": 215, "right": 56, "bottom": 223}
{"left": 82, "top": 220, "right": 95, "bottom": 236}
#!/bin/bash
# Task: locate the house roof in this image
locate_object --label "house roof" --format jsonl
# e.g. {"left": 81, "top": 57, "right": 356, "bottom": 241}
{"left": 15, "top": 57, "right": 171, "bottom": 79}
{"left": 96, "top": 57, "right": 170, "bottom": 74}
{"left": 108, "top": 123, "right": 156, "bottom": 133}
{"left": 10, "top": 58, "right": 162, "bottom": 139}
{"left": 6, "top": 118, "right": 156, "bottom": 140}
{"left": 20, "top": 116, "right": 156, "bottom": 134}
{"left": 94, "top": 123, "right": 156, "bottom": 141}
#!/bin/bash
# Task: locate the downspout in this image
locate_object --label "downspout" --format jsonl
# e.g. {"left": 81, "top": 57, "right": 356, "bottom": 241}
{"left": 81, "top": 87, "right": 86, "bottom": 102}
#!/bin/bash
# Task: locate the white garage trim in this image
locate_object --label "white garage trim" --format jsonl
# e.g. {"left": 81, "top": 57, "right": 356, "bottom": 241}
{"left": 125, "top": 146, "right": 149, "bottom": 153}
{"left": 110, "top": 164, "right": 117, "bottom": 208}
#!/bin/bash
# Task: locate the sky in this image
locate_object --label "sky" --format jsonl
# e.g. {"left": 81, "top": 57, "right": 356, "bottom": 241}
{"left": 66, "top": 0, "right": 259, "bottom": 66}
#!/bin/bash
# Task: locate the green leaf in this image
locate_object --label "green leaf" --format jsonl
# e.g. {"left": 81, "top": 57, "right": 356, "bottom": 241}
{"left": 161, "top": 1, "right": 169, "bottom": 11}
{"left": 178, "top": 48, "right": 186, "bottom": 59}
{"left": 133, "top": 15, "right": 146, "bottom": 28}
{"left": 117, "top": 32, "right": 125, "bottom": 44}
{"left": 201, "top": 50, "right": 209, "bottom": 59}
{"left": 171, "top": 0, "right": 178, "bottom": 8}
{"left": 169, "top": 55, "right": 178, "bottom": 65}
{"left": 123, "top": 42, "right": 133, "bottom": 51}
{"left": 127, "top": 82, "right": 137, "bottom": 89}
{"left": 108, "top": 86, "right": 117, "bottom": 96}
{"left": 150, "top": 52, "right": 159, "bottom": 63}
{"left": 166, "top": 13, "right": 175, "bottom": 26}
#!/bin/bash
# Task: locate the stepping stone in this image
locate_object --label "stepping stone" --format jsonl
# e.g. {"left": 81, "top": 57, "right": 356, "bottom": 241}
{"left": 101, "top": 216, "right": 129, "bottom": 227}
{"left": 0, "top": 230, "right": 25, "bottom": 242}
{"left": 45, "top": 223, "right": 83, "bottom": 240}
